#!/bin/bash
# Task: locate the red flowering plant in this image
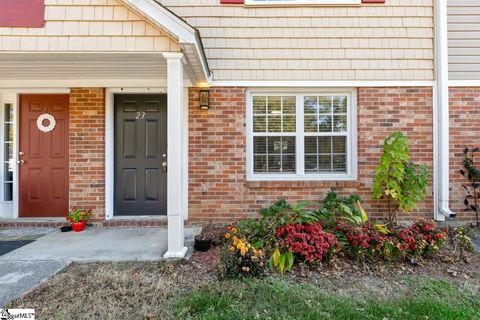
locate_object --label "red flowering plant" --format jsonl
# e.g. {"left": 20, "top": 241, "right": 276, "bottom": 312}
{"left": 406, "top": 219, "right": 448, "bottom": 256}
{"left": 274, "top": 222, "right": 338, "bottom": 271}
{"left": 66, "top": 208, "right": 92, "bottom": 223}
{"left": 334, "top": 221, "right": 387, "bottom": 260}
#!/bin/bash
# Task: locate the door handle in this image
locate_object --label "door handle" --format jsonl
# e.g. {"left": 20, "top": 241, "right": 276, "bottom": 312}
{"left": 162, "top": 161, "right": 167, "bottom": 172}
{"left": 17, "top": 160, "right": 25, "bottom": 165}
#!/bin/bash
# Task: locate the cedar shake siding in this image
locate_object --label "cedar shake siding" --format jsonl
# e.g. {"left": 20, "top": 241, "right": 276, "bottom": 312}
{"left": 162, "top": 0, "right": 434, "bottom": 81}
{"left": 448, "top": 0, "right": 480, "bottom": 81}
{"left": 0, "top": 0, "right": 179, "bottom": 52}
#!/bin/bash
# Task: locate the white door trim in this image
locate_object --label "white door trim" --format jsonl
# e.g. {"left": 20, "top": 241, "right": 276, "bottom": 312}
{"left": 105, "top": 87, "right": 173, "bottom": 220}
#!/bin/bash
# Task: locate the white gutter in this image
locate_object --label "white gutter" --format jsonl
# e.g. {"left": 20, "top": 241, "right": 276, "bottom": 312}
{"left": 435, "top": 0, "right": 456, "bottom": 220}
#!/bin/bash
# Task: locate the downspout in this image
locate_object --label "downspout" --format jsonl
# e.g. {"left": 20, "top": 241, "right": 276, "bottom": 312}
{"left": 435, "top": 0, "right": 456, "bottom": 220}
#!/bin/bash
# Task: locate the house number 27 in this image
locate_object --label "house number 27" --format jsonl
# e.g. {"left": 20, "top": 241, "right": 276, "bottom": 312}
{"left": 136, "top": 112, "right": 146, "bottom": 120}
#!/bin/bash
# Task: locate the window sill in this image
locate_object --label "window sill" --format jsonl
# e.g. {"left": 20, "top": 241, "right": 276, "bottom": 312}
{"left": 244, "top": 0, "right": 361, "bottom": 6}
{"left": 245, "top": 179, "right": 360, "bottom": 189}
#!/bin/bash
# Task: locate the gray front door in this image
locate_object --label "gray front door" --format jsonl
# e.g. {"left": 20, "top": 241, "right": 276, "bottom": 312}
{"left": 114, "top": 94, "right": 167, "bottom": 216}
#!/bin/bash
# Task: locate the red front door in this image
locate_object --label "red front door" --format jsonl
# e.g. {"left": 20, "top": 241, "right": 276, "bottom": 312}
{"left": 19, "top": 95, "right": 69, "bottom": 217}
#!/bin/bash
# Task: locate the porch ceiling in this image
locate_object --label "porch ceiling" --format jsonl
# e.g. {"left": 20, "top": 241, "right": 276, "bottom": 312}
{"left": 0, "top": 52, "right": 192, "bottom": 85}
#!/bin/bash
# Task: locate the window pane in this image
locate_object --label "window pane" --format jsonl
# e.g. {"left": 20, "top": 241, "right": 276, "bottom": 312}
{"left": 282, "top": 155, "right": 296, "bottom": 173}
{"left": 253, "top": 137, "right": 267, "bottom": 154}
{"left": 5, "top": 123, "right": 13, "bottom": 141}
{"left": 4, "top": 182, "right": 12, "bottom": 201}
{"left": 304, "top": 115, "right": 317, "bottom": 132}
{"left": 253, "top": 96, "right": 266, "bottom": 114}
{"left": 305, "top": 155, "right": 318, "bottom": 173}
{"left": 333, "top": 115, "right": 347, "bottom": 132}
{"left": 254, "top": 155, "right": 267, "bottom": 173}
{"left": 318, "top": 96, "right": 332, "bottom": 114}
{"left": 4, "top": 162, "right": 13, "bottom": 182}
{"left": 304, "top": 137, "right": 317, "bottom": 154}
{"left": 318, "top": 115, "right": 332, "bottom": 132}
{"left": 253, "top": 116, "right": 266, "bottom": 132}
{"left": 3, "top": 104, "right": 14, "bottom": 202}
{"left": 333, "top": 155, "right": 347, "bottom": 172}
{"left": 304, "top": 96, "right": 317, "bottom": 114}
{"left": 319, "top": 155, "right": 331, "bottom": 172}
{"left": 254, "top": 136, "right": 296, "bottom": 173}
{"left": 283, "top": 96, "right": 296, "bottom": 114}
{"left": 4, "top": 103, "right": 13, "bottom": 122}
{"left": 283, "top": 115, "right": 296, "bottom": 132}
{"left": 267, "top": 115, "right": 281, "bottom": 132}
{"left": 267, "top": 96, "right": 281, "bottom": 114}
{"left": 333, "top": 96, "right": 347, "bottom": 113}
{"left": 268, "top": 155, "right": 281, "bottom": 172}
{"left": 332, "top": 136, "right": 347, "bottom": 154}
{"left": 318, "top": 136, "right": 331, "bottom": 153}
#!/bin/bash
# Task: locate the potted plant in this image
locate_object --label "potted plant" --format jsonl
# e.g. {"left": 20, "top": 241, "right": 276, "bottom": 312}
{"left": 66, "top": 208, "right": 92, "bottom": 232}
{"left": 194, "top": 232, "right": 213, "bottom": 252}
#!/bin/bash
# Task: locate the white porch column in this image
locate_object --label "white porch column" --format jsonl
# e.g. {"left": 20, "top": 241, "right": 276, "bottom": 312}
{"left": 163, "top": 52, "right": 188, "bottom": 258}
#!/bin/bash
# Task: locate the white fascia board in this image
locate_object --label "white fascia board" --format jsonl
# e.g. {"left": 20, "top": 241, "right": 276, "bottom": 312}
{"left": 210, "top": 80, "right": 435, "bottom": 87}
{"left": 122, "top": 0, "right": 195, "bottom": 43}
{"left": 449, "top": 80, "right": 480, "bottom": 87}
{"left": 120, "top": 0, "right": 210, "bottom": 81}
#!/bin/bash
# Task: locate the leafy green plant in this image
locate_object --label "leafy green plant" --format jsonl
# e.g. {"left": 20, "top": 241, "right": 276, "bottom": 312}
{"left": 372, "top": 131, "right": 430, "bottom": 225}
{"left": 460, "top": 147, "right": 480, "bottom": 227}
{"left": 321, "top": 191, "right": 367, "bottom": 225}
{"left": 270, "top": 248, "right": 294, "bottom": 274}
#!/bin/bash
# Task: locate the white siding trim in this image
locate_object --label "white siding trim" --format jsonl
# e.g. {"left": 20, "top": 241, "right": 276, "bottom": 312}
{"left": 104, "top": 87, "right": 168, "bottom": 221}
{"left": 245, "top": 0, "right": 361, "bottom": 5}
{"left": 212, "top": 81, "right": 435, "bottom": 88}
{"left": 449, "top": 80, "right": 480, "bottom": 87}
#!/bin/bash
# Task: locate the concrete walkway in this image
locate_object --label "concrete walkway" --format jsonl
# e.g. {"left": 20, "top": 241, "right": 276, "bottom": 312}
{"left": 0, "top": 227, "right": 200, "bottom": 306}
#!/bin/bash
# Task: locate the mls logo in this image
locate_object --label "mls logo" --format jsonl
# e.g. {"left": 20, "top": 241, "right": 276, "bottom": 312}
{"left": 0, "top": 309, "right": 11, "bottom": 320}
{"left": 0, "top": 309, "right": 35, "bottom": 320}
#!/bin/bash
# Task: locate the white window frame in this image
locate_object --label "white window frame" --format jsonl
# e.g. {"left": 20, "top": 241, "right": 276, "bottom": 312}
{"left": 246, "top": 89, "right": 357, "bottom": 181}
{"left": 245, "top": 0, "right": 361, "bottom": 6}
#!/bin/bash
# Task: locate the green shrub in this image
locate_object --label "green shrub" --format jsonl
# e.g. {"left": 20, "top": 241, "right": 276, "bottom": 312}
{"left": 372, "top": 131, "right": 430, "bottom": 225}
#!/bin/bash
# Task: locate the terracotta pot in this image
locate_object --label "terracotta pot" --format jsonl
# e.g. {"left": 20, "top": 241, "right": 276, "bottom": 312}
{"left": 72, "top": 221, "right": 86, "bottom": 232}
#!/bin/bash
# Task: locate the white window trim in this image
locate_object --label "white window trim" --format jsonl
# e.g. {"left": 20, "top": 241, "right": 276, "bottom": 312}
{"left": 246, "top": 89, "right": 357, "bottom": 181}
{"left": 245, "top": 0, "right": 361, "bottom": 6}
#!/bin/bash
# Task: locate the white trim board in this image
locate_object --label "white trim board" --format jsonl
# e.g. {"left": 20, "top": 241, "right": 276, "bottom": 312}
{"left": 105, "top": 87, "right": 167, "bottom": 220}
{"left": 449, "top": 81, "right": 480, "bottom": 87}
{"left": 211, "top": 80, "right": 435, "bottom": 88}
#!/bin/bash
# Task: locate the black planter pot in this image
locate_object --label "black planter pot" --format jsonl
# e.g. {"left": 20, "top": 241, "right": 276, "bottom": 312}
{"left": 194, "top": 236, "right": 213, "bottom": 252}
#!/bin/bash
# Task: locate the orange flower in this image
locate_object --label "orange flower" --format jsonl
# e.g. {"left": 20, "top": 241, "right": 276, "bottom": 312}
{"left": 225, "top": 233, "right": 231, "bottom": 239}
{"left": 231, "top": 227, "right": 237, "bottom": 234}
{"left": 226, "top": 225, "right": 232, "bottom": 231}
{"left": 229, "top": 246, "right": 235, "bottom": 252}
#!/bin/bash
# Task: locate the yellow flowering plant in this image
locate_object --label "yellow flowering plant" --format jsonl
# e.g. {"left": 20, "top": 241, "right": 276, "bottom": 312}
{"left": 220, "top": 226, "right": 266, "bottom": 278}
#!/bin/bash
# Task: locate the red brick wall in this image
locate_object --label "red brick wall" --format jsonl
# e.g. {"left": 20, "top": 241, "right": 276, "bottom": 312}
{"left": 69, "top": 88, "right": 105, "bottom": 222}
{"left": 188, "top": 87, "right": 434, "bottom": 225}
{"left": 449, "top": 87, "right": 480, "bottom": 223}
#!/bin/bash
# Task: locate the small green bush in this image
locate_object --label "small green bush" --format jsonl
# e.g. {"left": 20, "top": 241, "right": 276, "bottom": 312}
{"left": 372, "top": 131, "right": 430, "bottom": 225}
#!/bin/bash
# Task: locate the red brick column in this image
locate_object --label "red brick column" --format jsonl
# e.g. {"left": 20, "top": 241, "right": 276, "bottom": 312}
{"left": 187, "top": 87, "right": 434, "bottom": 225}
{"left": 69, "top": 88, "right": 105, "bottom": 222}
{"left": 449, "top": 87, "right": 480, "bottom": 223}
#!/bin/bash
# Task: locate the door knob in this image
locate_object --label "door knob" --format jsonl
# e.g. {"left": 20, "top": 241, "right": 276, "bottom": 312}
{"left": 162, "top": 162, "right": 167, "bottom": 172}
{"left": 19, "top": 151, "right": 25, "bottom": 156}
{"left": 17, "top": 160, "right": 25, "bottom": 165}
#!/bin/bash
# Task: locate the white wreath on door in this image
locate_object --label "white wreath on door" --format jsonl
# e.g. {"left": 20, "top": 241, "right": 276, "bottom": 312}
{"left": 36, "top": 113, "right": 56, "bottom": 133}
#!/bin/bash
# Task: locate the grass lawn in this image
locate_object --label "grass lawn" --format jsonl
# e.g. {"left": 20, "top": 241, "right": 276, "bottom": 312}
{"left": 8, "top": 259, "right": 480, "bottom": 320}
{"left": 176, "top": 277, "right": 480, "bottom": 320}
